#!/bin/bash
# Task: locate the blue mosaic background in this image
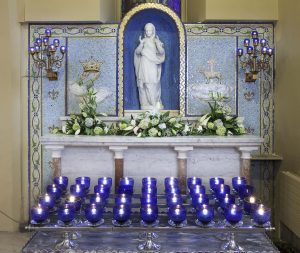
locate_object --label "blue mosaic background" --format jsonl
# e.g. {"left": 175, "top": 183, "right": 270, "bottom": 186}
{"left": 123, "top": 8, "right": 180, "bottom": 110}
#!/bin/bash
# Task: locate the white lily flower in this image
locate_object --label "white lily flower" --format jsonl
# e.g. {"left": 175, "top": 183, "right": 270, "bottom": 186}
{"left": 75, "top": 129, "right": 80, "bottom": 135}
{"left": 62, "top": 125, "right": 67, "bottom": 134}
{"left": 130, "top": 119, "right": 136, "bottom": 126}
{"left": 197, "top": 125, "right": 203, "bottom": 132}
{"left": 133, "top": 126, "right": 140, "bottom": 135}
{"left": 198, "top": 114, "right": 211, "bottom": 126}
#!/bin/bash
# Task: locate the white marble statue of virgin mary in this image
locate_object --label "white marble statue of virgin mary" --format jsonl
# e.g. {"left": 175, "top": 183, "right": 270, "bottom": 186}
{"left": 134, "top": 23, "right": 165, "bottom": 111}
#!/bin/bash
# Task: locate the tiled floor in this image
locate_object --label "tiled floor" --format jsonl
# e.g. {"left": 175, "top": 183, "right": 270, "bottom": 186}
{"left": 0, "top": 232, "right": 31, "bottom": 253}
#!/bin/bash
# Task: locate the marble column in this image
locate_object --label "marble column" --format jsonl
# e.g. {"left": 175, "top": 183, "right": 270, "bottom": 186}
{"left": 109, "top": 146, "right": 128, "bottom": 193}
{"left": 238, "top": 147, "right": 258, "bottom": 183}
{"left": 174, "top": 146, "right": 193, "bottom": 194}
{"left": 46, "top": 145, "right": 64, "bottom": 178}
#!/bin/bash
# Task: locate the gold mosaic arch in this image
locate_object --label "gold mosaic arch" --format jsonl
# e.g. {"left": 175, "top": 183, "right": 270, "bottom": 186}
{"left": 117, "top": 3, "right": 186, "bottom": 116}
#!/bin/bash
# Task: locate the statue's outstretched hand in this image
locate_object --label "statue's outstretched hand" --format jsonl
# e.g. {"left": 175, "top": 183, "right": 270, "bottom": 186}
{"left": 139, "top": 35, "right": 144, "bottom": 44}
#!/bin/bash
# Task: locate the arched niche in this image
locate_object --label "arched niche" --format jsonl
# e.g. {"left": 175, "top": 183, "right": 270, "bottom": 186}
{"left": 117, "top": 3, "right": 186, "bottom": 116}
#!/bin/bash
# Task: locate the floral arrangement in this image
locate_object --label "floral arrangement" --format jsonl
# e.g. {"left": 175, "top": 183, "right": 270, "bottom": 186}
{"left": 53, "top": 90, "right": 246, "bottom": 137}
{"left": 52, "top": 88, "right": 112, "bottom": 136}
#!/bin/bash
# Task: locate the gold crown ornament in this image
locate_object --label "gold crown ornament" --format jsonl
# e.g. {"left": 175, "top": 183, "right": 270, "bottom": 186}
{"left": 80, "top": 57, "right": 102, "bottom": 72}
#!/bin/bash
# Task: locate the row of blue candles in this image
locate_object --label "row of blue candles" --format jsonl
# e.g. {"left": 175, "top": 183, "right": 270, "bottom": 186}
{"left": 31, "top": 176, "right": 271, "bottom": 227}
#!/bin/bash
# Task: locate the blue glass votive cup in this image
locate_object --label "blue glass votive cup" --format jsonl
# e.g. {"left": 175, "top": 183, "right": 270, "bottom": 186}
{"left": 140, "top": 194, "right": 157, "bottom": 206}
{"left": 31, "top": 204, "right": 49, "bottom": 223}
{"left": 98, "top": 177, "right": 112, "bottom": 189}
{"left": 224, "top": 204, "right": 243, "bottom": 226}
{"left": 189, "top": 185, "right": 206, "bottom": 197}
{"left": 113, "top": 204, "right": 131, "bottom": 223}
{"left": 166, "top": 194, "right": 183, "bottom": 207}
{"left": 115, "top": 194, "right": 132, "bottom": 205}
{"left": 209, "top": 177, "right": 225, "bottom": 190}
{"left": 90, "top": 193, "right": 106, "bottom": 207}
{"left": 85, "top": 203, "right": 103, "bottom": 224}
{"left": 58, "top": 204, "right": 76, "bottom": 224}
{"left": 215, "top": 184, "right": 231, "bottom": 201}
{"left": 243, "top": 196, "right": 261, "bottom": 214}
{"left": 65, "top": 195, "right": 81, "bottom": 212}
{"left": 94, "top": 184, "right": 110, "bottom": 199}
{"left": 119, "top": 177, "right": 134, "bottom": 187}
{"left": 165, "top": 186, "right": 181, "bottom": 195}
{"left": 141, "top": 186, "right": 157, "bottom": 196}
{"left": 53, "top": 176, "right": 68, "bottom": 191}
{"left": 142, "top": 177, "right": 157, "bottom": 187}
{"left": 191, "top": 194, "right": 209, "bottom": 209}
{"left": 238, "top": 185, "right": 254, "bottom": 200}
{"left": 187, "top": 177, "right": 202, "bottom": 190}
{"left": 46, "top": 184, "right": 62, "bottom": 200}
{"left": 117, "top": 184, "right": 134, "bottom": 195}
{"left": 164, "top": 177, "right": 179, "bottom": 188}
{"left": 232, "top": 177, "right": 247, "bottom": 192}
{"left": 168, "top": 205, "right": 186, "bottom": 224}
{"left": 75, "top": 176, "right": 91, "bottom": 191}
{"left": 219, "top": 194, "right": 235, "bottom": 210}
{"left": 140, "top": 204, "right": 159, "bottom": 224}
{"left": 70, "top": 184, "right": 86, "bottom": 199}
{"left": 251, "top": 204, "right": 271, "bottom": 225}
{"left": 196, "top": 204, "right": 214, "bottom": 224}
{"left": 38, "top": 193, "right": 55, "bottom": 210}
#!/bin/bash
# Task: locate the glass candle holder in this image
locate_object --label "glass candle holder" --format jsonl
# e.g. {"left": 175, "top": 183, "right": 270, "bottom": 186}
{"left": 224, "top": 204, "right": 243, "bottom": 226}
{"left": 191, "top": 194, "right": 209, "bottom": 209}
{"left": 46, "top": 184, "right": 62, "bottom": 200}
{"left": 141, "top": 186, "right": 157, "bottom": 196}
{"left": 65, "top": 195, "right": 81, "bottom": 212}
{"left": 251, "top": 204, "right": 271, "bottom": 225}
{"left": 140, "top": 204, "right": 159, "bottom": 225}
{"left": 117, "top": 184, "right": 134, "bottom": 195}
{"left": 70, "top": 184, "right": 86, "bottom": 199}
{"left": 113, "top": 204, "right": 131, "bottom": 223}
{"left": 232, "top": 177, "right": 247, "bottom": 192}
{"left": 238, "top": 185, "right": 254, "bottom": 200}
{"left": 140, "top": 194, "right": 157, "bottom": 206}
{"left": 209, "top": 177, "right": 224, "bottom": 190}
{"left": 215, "top": 184, "right": 231, "bottom": 201}
{"left": 119, "top": 177, "right": 134, "bottom": 187}
{"left": 75, "top": 176, "right": 91, "bottom": 191}
{"left": 85, "top": 203, "right": 103, "bottom": 224}
{"left": 187, "top": 177, "right": 202, "bottom": 190}
{"left": 168, "top": 204, "right": 186, "bottom": 224}
{"left": 196, "top": 204, "right": 214, "bottom": 224}
{"left": 219, "top": 194, "right": 235, "bottom": 210}
{"left": 90, "top": 193, "right": 106, "bottom": 207}
{"left": 243, "top": 196, "right": 261, "bottom": 214}
{"left": 54, "top": 176, "right": 68, "bottom": 191}
{"left": 38, "top": 193, "right": 55, "bottom": 210}
{"left": 58, "top": 204, "right": 76, "bottom": 225}
{"left": 166, "top": 194, "right": 183, "bottom": 207}
{"left": 142, "top": 177, "right": 157, "bottom": 186}
{"left": 31, "top": 204, "right": 49, "bottom": 224}
{"left": 165, "top": 186, "right": 181, "bottom": 195}
{"left": 164, "top": 177, "right": 179, "bottom": 188}
{"left": 98, "top": 177, "right": 112, "bottom": 189}
{"left": 115, "top": 194, "right": 132, "bottom": 205}
{"left": 94, "top": 184, "right": 110, "bottom": 199}
{"left": 189, "top": 185, "right": 206, "bottom": 197}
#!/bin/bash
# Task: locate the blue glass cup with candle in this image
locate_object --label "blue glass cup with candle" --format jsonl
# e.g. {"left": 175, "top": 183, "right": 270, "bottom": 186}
{"left": 46, "top": 184, "right": 62, "bottom": 200}
{"left": 168, "top": 204, "right": 187, "bottom": 227}
{"left": 219, "top": 194, "right": 235, "bottom": 210}
{"left": 113, "top": 204, "right": 131, "bottom": 225}
{"left": 238, "top": 185, "right": 254, "bottom": 200}
{"left": 166, "top": 194, "right": 183, "bottom": 207}
{"left": 224, "top": 204, "right": 243, "bottom": 226}
{"left": 70, "top": 184, "right": 86, "bottom": 199}
{"left": 94, "top": 184, "right": 110, "bottom": 199}
{"left": 76, "top": 176, "right": 91, "bottom": 192}
{"left": 215, "top": 184, "right": 231, "bottom": 201}
{"left": 189, "top": 185, "right": 206, "bottom": 197}
{"left": 54, "top": 176, "right": 68, "bottom": 192}
{"left": 115, "top": 194, "right": 132, "bottom": 205}
{"left": 98, "top": 177, "right": 112, "bottom": 189}
{"left": 31, "top": 204, "right": 49, "bottom": 224}
{"left": 140, "top": 204, "right": 159, "bottom": 225}
{"left": 38, "top": 193, "right": 55, "bottom": 211}
{"left": 165, "top": 186, "right": 181, "bottom": 195}
{"left": 251, "top": 204, "right": 271, "bottom": 226}
{"left": 90, "top": 193, "right": 106, "bottom": 208}
{"left": 142, "top": 177, "right": 157, "bottom": 187}
{"left": 232, "top": 177, "right": 247, "bottom": 192}
{"left": 209, "top": 177, "right": 224, "bottom": 191}
{"left": 119, "top": 177, "right": 134, "bottom": 187}
{"left": 65, "top": 195, "right": 81, "bottom": 212}
{"left": 244, "top": 196, "right": 261, "bottom": 214}
{"left": 187, "top": 177, "right": 202, "bottom": 190}
{"left": 164, "top": 177, "right": 179, "bottom": 189}
{"left": 142, "top": 186, "right": 157, "bottom": 196}
{"left": 141, "top": 194, "right": 157, "bottom": 206}
{"left": 57, "top": 204, "right": 76, "bottom": 226}
{"left": 196, "top": 204, "right": 214, "bottom": 226}
{"left": 118, "top": 177, "right": 134, "bottom": 195}
{"left": 192, "top": 194, "right": 209, "bottom": 209}
{"left": 85, "top": 203, "right": 103, "bottom": 226}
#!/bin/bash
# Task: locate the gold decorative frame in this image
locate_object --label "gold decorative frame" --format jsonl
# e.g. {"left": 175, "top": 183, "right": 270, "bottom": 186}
{"left": 117, "top": 3, "right": 186, "bottom": 116}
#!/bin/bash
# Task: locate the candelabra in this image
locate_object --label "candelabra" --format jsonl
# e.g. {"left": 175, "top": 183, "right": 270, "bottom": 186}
{"left": 29, "top": 29, "right": 66, "bottom": 81}
{"left": 237, "top": 31, "right": 273, "bottom": 82}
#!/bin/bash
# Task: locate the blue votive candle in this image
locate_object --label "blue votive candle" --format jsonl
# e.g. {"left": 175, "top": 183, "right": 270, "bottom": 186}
{"left": 244, "top": 196, "right": 260, "bottom": 214}
{"left": 65, "top": 195, "right": 81, "bottom": 212}
{"left": 115, "top": 194, "right": 132, "bottom": 205}
{"left": 142, "top": 177, "right": 157, "bottom": 187}
{"left": 90, "top": 193, "right": 106, "bottom": 207}
{"left": 85, "top": 203, "right": 103, "bottom": 224}
{"left": 94, "top": 184, "right": 110, "bottom": 199}
{"left": 166, "top": 194, "right": 183, "bottom": 207}
{"left": 164, "top": 177, "right": 179, "bottom": 188}
{"left": 196, "top": 204, "right": 214, "bottom": 224}
{"left": 209, "top": 177, "right": 224, "bottom": 190}
{"left": 251, "top": 204, "right": 271, "bottom": 225}
{"left": 168, "top": 205, "right": 186, "bottom": 224}
{"left": 140, "top": 204, "right": 158, "bottom": 224}
{"left": 140, "top": 194, "right": 157, "bottom": 206}
{"left": 219, "top": 194, "right": 235, "bottom": 210}
{"left": 224, "top": 204, "right": 243, "bottom": 225}
{"left": 58, "top": 204, "right": 75, "bottom": 224}
{"left": 141, "top": 186, "right": 157, "bottom": 196}
{"left": 54, "top": 176, "right": 68, "bottom": 192}
{"left": 187, "top": 177, "right": 202, "bottom": 190}
{"left": 232, "top": 177, "right": 247, "bottom": 192}
{"left": 31, "top": 204, "right": 49, "bottom": 223}
{"left": 75, "top": 176, "right": 91, "bottom": 191}
{"left": 38, "top": 193, "right": 55, "bottom": 210}
{"left": 238, "top": 185, "right": 254, "bottom": 200}
{"left": 98, "top": 177, "right": 112, "bottom": 189}
{"left": 215, "top": 184, "right": 231, "bottom": 201}
{"left": 189, "top": 184, "right": 206, "bottom": 197}
{"left": 113, "top": 204, "right": 131, "bottom": 223}
{"left": 70, "top": 184, "right": 86, "bottom": 198}
{"left": 46, "top": 184, "right": 62, "bottom": 200}
{"left": 192, "top": 194, "right": 209, "bottom": 209}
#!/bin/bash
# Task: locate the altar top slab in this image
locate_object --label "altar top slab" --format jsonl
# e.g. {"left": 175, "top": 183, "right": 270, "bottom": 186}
{"left": 41, "top": 135, "right": 263, "bottom": 148}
